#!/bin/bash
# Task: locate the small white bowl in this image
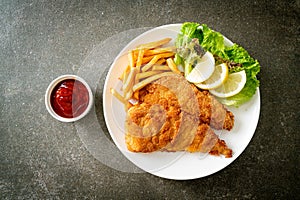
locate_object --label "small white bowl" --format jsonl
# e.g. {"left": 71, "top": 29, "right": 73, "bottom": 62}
{"left": 45, "top": 74, "right": 93, "bottom": 122}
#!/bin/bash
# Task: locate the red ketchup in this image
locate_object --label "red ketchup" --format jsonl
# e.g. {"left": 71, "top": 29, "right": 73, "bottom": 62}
{"left": 50, "top": 79, "right": 89, "bottom": 118}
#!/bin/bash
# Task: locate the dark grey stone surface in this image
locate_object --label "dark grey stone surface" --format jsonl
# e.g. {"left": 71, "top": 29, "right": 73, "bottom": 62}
{"left": 1, "top": 0, "right": 299, "bottom": 199}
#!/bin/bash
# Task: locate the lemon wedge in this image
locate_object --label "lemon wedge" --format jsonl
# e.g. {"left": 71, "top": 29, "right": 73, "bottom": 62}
{"left": 195, "top": 63, "right": 229, "bottom": 90}
{"left": 209, "top": 70, "right": 247, "bottom": 98}
{"left": 185, "top": 51, "right": 215, "bottom": 83}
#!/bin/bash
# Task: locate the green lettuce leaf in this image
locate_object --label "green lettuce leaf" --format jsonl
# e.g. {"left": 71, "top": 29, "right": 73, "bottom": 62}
{"left": 221, "top": 44, "right": 260, "bottom": 107}
{"left": 175, "top": 22, "right": 261, "bottom": 107}
{"left": 180, "top": 22, "right": 203, "bottom": 41}
{"left": 200, "top": 24, "right": 228, "bottom": 59}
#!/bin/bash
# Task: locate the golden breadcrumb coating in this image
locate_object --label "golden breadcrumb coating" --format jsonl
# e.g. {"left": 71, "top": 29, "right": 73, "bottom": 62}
{"left": 125, "top": 76, "right": 234, "bottom": 157}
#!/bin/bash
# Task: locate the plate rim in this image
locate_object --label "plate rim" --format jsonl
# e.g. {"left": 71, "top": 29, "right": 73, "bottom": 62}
{"left": 103, "top": 23, "right": 261, "bottom": 180}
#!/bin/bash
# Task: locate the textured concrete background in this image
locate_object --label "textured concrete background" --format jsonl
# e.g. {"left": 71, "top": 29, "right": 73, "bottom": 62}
{"left": 1, "top": 0, "right": 299, "bottom": 199}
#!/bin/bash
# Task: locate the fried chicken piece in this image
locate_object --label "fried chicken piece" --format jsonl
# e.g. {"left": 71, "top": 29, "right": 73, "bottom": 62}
{"left": 125, "top": 74, "right": 234, "bottom": 157}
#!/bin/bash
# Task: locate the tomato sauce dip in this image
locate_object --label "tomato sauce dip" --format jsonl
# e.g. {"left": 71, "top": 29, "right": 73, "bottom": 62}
{"left": 50, "top": 79, "right": 89, "bottom": 118}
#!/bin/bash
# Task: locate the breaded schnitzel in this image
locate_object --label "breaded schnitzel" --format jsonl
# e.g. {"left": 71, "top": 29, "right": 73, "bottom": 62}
{"left": 125, "top": 74, "right": 233, "bottom": 157}
{"left": 191, "top": 84, "right": 234, "bottom": 131}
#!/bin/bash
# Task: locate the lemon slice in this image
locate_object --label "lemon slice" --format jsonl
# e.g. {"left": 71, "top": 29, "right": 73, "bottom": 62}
{"left": 209, "top": 70, "right": 247, "bottom": 98}
{"left": 185, "top": 51, "right": 215, "bottom": 83}
{"left": 195, "top": 63, "right": 229, "bottom": 90}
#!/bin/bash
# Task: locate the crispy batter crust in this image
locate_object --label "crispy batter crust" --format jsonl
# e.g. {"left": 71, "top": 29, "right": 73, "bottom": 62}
{"left": 186, "top": 124, "right": 232, "bottom": 158}
{"left": 125, "top": 82, "right": 234, "bottom": 157}
{"left": 191, "top": 85, "right": 234, "bottom": 130}
{"left": 125, "top": 84, "right": 181, "bottom": 152}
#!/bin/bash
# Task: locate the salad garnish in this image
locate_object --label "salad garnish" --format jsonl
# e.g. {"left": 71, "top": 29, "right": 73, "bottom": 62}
{"left": 175, "top": 22, "right": 260, "bottom": 107}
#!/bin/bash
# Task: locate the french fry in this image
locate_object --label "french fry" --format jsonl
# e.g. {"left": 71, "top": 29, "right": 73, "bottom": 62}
{"left": 155, "top": 58, "right": 166, "bottom": 65}
{"left": 136, "top": 49, "right": 144, "bottom": 71}
{"left": 142, "top": 55, "right": 161, "bottom": 72}
{"left": 124, "top": 89, "right": 134, "bottom": 100}
{"left": 123, "top": 68, "right": 137, "bottom": 96}
{"left": 110, "top": 88, "right": 126, "bottom": 104}
{"left": 119, "top": 65, "right": 130, "bottom": 82}
{"left": 128, "top": 50, "right": 135, "bottom": 68}
{"left": 141, "top": 53, "right": 171, "bottom": 65}
{"left": 133, "top": 50, "right": 138, "bottom": 61}
{"left": 143, "top": 46, "right": 175, "bottom": 56}
{"left": 135, "top": 38, "right": 172, "bottom": 50}
{"left": 166, "top": 58, "right": 181, "bottom": 74}
{"left": 132, "top": 72, "right": 175, "bottom": 92}
{"left": 142, "top": 55, "right": 155, "bottom": 64}
{"left": 152, "top": 65, "right": 171, "bottom": 71}
{"left": 136, "top": 70, "right": 162, "bottom": 80}
{"left": 112, "top": 38, "right": 180, "bottom": 105}
{"left": 142, "top": 52, "right": 175, "bottom": 72}
{"left": 158, "top": 52, "right": 175, "bottom": 58}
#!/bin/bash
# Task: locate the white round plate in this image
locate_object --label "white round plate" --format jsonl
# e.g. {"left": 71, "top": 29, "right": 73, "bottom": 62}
{"left": 103, "top": 24, "right": 260, "bottom": 180}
